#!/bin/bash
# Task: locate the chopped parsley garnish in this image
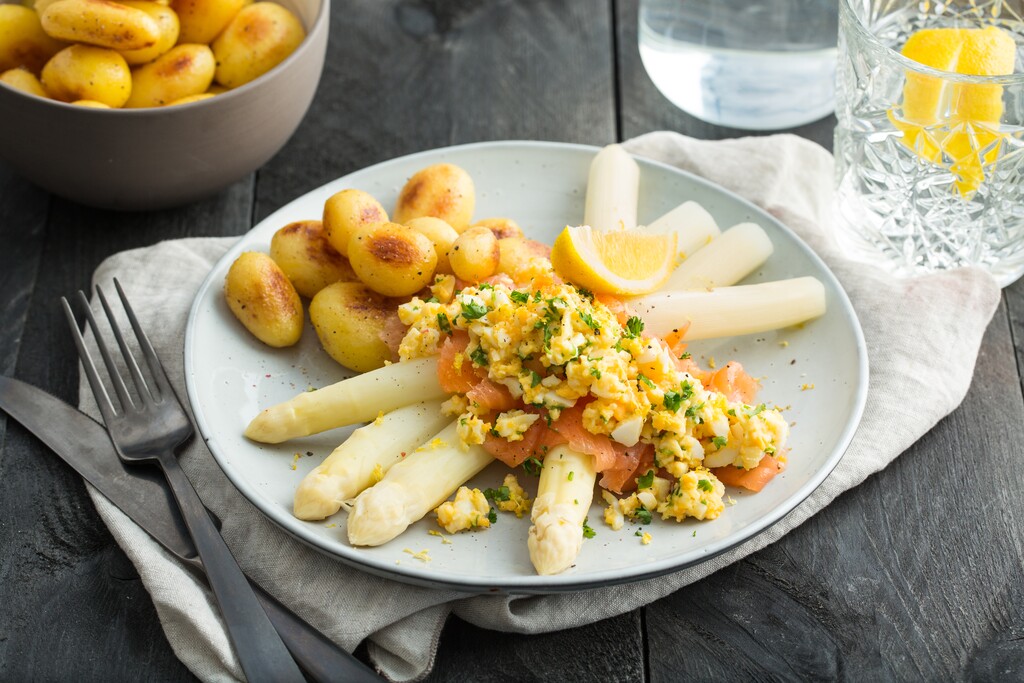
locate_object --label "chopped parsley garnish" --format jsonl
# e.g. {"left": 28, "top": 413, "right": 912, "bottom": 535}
{"left": 680, "top": 380, "right": 694, "bottom": 401}
{"left": 577, "top": 287, "right": 594, "bottom": 300}
{"left": 637, "top": 469, "right": 655, "bottom": 490}
{"left": 697, "top": 478, "right": 713, "bottom": 492}
{"left": 487, "top": 508, "right": 498, "bottom": 524}
{"left": 712, "top": 435, "right": 728, "bottom": 448}
{"left": 460, "top": 299, "right": 489, "bottom": 320}
{"left": 533, "top": 290, "right": 543, "bottom": 302}
{"left": 568, "top": 471, "right": 575, "bottom": 481}
{"left": 590, "top": 367, "right": 602, "bottom": 380}
{"left": 489, "top": 427, "right": 500, "bottom": 437}
{"left": 424, "top": 296, "right": 439, "bottom": 303}
{"left": 470, "top": 346, "right": 489, "bottom": 366}
{"left": 636, "top": 505, "right": 653, "bottom": 525}
{"left": 727, "top": 408, "right": 737, "bottom": 416}
{"left": 478, "top": 282, "right": 494, "bottom": 290}
{"left": 436, "top": 312, "right": 452, "bottom": 334}
{"left": 510, "top": 290, "right": 530, "bottom": 304}
{"left": 582, "top": 517, "right": 596, "bottom": 539}
{"left": 523, "top": 457, "right": 543, "bottom": 477}
{"left": 634, "top": 530, "right": 644, "bottom": 537}
{"left": 678, "top": 351, "right": 691, "bottom": 360}
{"left": 484, "top": 485, "right": 511, "bottom": 502}
{"left": 663, "top": 391, "right": 683, "bottom": 412}
{"left": 578, "top": 311, "right": 601, "bottom": 332}
{"left": 684, "top": 402, "right": 705, "bottom": 423}
{"left": 530, "top": 370, "right": 543, "bottom": 387}
{"left": 625, "top": 316, "right": 644, "bottom": 338}
{"left": 638, "top": 373, "right": 656, "bottom": 388}
{"left": 745, "top": 403, "right": 767, "bottom": 417}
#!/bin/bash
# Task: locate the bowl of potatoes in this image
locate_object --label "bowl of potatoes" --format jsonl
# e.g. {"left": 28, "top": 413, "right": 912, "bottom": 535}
{"left": 0, "top": 0, "right": 328, "bottom": 210}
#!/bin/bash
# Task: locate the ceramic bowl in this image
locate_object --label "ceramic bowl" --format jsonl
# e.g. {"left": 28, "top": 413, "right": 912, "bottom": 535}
{"left": 0, "top": 0, "right": 328, "bottom": 210}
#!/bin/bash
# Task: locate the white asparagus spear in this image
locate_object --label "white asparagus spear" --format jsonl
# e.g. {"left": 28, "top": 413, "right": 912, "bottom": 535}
{"left": 347, "top": 421, "right": 494, "bottom": 546}
{"left": 244, "top": 357, "right": 446, "bottom": 443}
{"left": 633, "top": 277, "right": 827, "bottom": 341}
{"left": 663, "top": 222, "right": 774, "bottom": 291}
{"left": 645, "top": 200, "right": 721, "bottom": 259}
{"left": 292, "top": 400, "right": 450, "bottom": 520}
{"left": 527, "top": 445, "right": 597, "bottom": 575}
{"left": 584, "top": 144, "right": 640, "bottom": 232}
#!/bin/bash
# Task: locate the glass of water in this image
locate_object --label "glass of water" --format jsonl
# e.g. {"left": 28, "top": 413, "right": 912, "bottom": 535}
{"left": 638, "top": 0, "right": 839, "bottom": 130}
{"left": 834, "top": 0, "right": 1024, "bottom": 286}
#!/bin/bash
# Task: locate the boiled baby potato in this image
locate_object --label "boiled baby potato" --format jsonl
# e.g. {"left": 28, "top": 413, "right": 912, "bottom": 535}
{"left": 270, "top": 219, "right": 357, "bottom": 298}
{"left": 166, "top": 91, "right": 213, "bottom": 105}
{"left": 497, "top": 236, "right": 550, "bottom": 279}
{"left": 41, "top": 0, "right": 161, "bottom": 51}
{"left": 172, "top": 0, "right": 246, "bottom": 44}
{"left": 348, "top": 222, "right": 437, "bottom": 297}
{"left": 70, "top": 98, "right": 109, "bottom": 107}
{"left": 212, "top": 2, "right": 304, "bottom": 88}
{"left": 124, "top": 43, "right": 214, "bottom": 108}
{"left": 224, "top": 251, "right": 303, "bottom": 347}
{"left": 116, "top": 0, "right": 178, "bottom": 66}
{"left": 0, "top": 67, "right": 48, "bottom": 97}
{"left": 393, "top": 163, "right": 475, "bottom": 233}
{"left": 322, "top": 188, "right": 388, "bottom": 257}
{"left": 473, "top": 217, "right": 522, "bottom": 240}
{"left": 449, "top": 226, "right": 498, "bottom": 282}
{"left": 309, "top": 281, "right": 402, "bottom": 373}
{"left": 41, "top": 44, "right": 130, "bottom": 106}
{"left": 405, "top": 216, "right": 458, "bottom": 275}
{"left": 0, "top": 4, "right": 64, "bottom": 73}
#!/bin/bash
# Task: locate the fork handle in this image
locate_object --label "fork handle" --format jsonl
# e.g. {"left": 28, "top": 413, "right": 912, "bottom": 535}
{"left": 159, "top": 453, "right": 306, "bottom": 683}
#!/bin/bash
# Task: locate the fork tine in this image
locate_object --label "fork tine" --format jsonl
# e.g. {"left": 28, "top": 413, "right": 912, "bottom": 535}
{"left": 113, "top": 278, "right": 174, "bottom": 400}
{"left": 62, "top": 296, "right": 120, "bottom": 423}
{"left": 75, "top": 290, "right": 136, "bottom": 413}
{"left": 96, "top": 284, "right": 153, "bottom": 405}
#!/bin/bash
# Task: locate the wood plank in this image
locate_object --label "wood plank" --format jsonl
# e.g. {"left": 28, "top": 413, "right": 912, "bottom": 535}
{"left": 424, "top": 612, "right": 645, "bottom": 683}
{"left": 614, "top": 0, "right": 835, "bottom": 149}
{"left": 254, "top": 0, "right": 619, "bottom": 221}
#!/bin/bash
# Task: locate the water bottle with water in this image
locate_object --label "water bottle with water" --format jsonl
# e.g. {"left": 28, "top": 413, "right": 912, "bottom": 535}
{"left": 638, "top": 0, "right": 839, "bottom": 131}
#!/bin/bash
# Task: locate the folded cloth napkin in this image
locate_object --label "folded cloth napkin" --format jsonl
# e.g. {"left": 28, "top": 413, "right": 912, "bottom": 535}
{"left": 80, "top": 132, "right": 1001, "bottom": 682}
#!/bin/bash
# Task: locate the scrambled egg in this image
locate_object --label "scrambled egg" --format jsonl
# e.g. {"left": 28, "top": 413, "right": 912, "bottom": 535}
{"left": 399, "top": 270, "right": 788, "bottom": 528}
{"left": 492, "top": 474, "right": 532, "bottom": 518}
{"left": 435, "top": 486, "right": 493, "bottom": 533}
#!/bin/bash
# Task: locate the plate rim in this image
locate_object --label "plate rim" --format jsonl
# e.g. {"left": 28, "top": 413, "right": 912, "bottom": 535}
{"left": 185, "top": 139, "right": 870, "bottom": 593}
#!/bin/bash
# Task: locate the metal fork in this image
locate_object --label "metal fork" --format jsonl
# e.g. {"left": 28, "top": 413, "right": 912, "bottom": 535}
{"left": 63, "top": 280, "right": 305, "bottom": 683}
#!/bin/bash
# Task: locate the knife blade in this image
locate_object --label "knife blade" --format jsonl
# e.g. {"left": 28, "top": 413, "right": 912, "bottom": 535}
{"left": 0, "top": 376, "right": 380, "bottom": 683}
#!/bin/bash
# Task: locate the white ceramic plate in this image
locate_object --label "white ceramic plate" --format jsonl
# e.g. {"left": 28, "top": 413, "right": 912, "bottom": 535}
{"left": 185, "top": 141, "right": 868, "bottom": 594}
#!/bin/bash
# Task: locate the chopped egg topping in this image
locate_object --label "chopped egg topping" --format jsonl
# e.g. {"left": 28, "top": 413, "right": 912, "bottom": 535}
{"left": 401, "top": 274, "right": 788, "bottom": 526}
{"left": 435, "top": 486, "right": 494, "bottom": 533}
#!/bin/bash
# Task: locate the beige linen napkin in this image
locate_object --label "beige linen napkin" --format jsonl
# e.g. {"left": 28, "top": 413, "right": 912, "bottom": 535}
{"left": 80, "top": 132, "right": 1001, "bottom": 682}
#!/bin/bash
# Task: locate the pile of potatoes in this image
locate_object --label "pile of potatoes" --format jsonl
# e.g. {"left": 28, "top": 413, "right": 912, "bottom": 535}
{"left": 0, "top": 0, "right": 304, "bottom": 108}
{"left": 224, "top": 162, "right": 550, "bottom": 372}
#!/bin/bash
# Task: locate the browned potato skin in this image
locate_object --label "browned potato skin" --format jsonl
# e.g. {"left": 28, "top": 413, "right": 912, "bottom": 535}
{"left": 171, "top": 0, "right": 246, "bottom": 45}
{"left": 116, "top": 0, "right": 178, "bottom": 66}
{"left": 322, "top": 189, "right": 388, "bottom": 257}
{"left": 124, "top": 43, "right": 214, "bottom": 108}
{"left": 449, "top": 225, "right": 499, "bottom": 283}
{"left": 270, "top": 219, "right": 357, "bottom": 298}
{"left": 0, "top": 66, "right": 48, "bottom": 96}
{"left": 0, "top": 4, "right": 65, "bottom": 73}
{"left": 348, "top": 222, "right": 437, "bottom": 297}
{"left": 393, "top": 163, "right": 475, "bottom": 233}
{"left": 212, "top": 1, "right": 304, "bottom": 88}
{"left": 473, "top": 217, "right": 523, "bottom": 241}
{"left": 41, "top": 44, "right": 130, "bottom": 106}
{"left": 224, "top": 251, "right": 303, "bottom": 347}
{"left": 309, "top": 281, "right": 402, "bottom": 373}
{"left": 41, "top": 0, "right": 161, "bottom": 51}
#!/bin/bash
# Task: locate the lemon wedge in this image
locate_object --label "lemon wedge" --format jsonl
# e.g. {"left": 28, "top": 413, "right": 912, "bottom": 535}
{"left": 550, "top": 225, "right": 676, "bottom": 296}
{"left": 890, "top": 25, "right": 1016, "bottom": 196}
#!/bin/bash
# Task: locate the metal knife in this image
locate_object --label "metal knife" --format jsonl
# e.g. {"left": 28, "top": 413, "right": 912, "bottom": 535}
{"left": 0, "top": 376, "right": 380, "bottom": 683}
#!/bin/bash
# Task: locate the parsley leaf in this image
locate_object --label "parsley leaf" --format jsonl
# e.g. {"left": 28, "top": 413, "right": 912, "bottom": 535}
{"left": 638, "top": 373, "right": 655, "bottom": 388}
{"left": 589, "top": 367, "right": 602, "bottom": 380}
{"left": 484, "top": 485, "right": 511, "bottom": 502}
{"left": 625, "top": 316, "right": 644, "bottom": 338}
{"left": 637, "top": 469, "right": 655, "bottom": 490}
{"left": 663, "top": 391, "right": 682, "bottom": 412}
{"left": 745, "top": 403, "right": 767, "bottom": 417}
{"left": 578, "top": 311, "right": 601, "bottom": 332}
{"left": 460, "top": 300, "right": 488, "bottom": 320}
{"left": 436, "top": 312, "right": 452, "bottom": 334}
{"left": 678, "top": 351, "right": 691, "bottom": 360}
{"left": 697, "top": 479, "right": 713, "bottom": 492}
{"left": 568, "top": 471, "right": 575, "bottom": 481}
{"left": 470, "top": 346, "right": 489, "bottom": 366}
{"left": 510, "top": 290, "right": 529, "bottom": 304}
{"left": 576, "top": 287, "right": 594, "bottom": 301}
{"left": 712, "top": 435, "right": 728, "bottom": 448}
{"left": 582, "top": 517, "right": 596, "bottom": 539}
{"left": 530, "top": 370, "right": 543, "bottom": 388}
{"left": 487, "top": 508, "right": 498, "bottom": 524}
{"left": 636, "top": 505, "right": 652, "bottom": 525}
{"left": 523, "top": 457, "right": 543, "bottom": 477}
{"left": 680, "top": 380, "right": 694, "bottom": 401}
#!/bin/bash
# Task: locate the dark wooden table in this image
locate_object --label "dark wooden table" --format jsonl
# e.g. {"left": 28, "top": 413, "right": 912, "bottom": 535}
{"left": 3, "top": 1, "right": 1024, "bottom": 680}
